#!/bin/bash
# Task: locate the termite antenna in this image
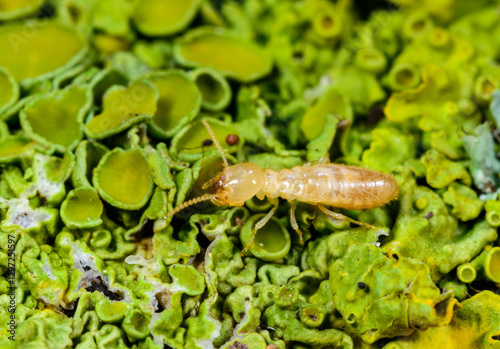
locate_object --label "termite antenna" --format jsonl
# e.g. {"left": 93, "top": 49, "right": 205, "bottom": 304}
{"left": 166, "top": 194, "right": 216, "bottom": 218}
{"left": 202, "top": 120, "right": 229, "bottom": 168}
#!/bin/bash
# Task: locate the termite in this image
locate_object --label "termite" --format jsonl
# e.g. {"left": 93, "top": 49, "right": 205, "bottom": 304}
{"left": 166, "top": 120, "right": 399, "bottom": 254}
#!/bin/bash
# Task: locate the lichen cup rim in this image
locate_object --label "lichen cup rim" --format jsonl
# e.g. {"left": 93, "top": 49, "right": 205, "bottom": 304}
{"left": 0, "top": 66, "right": 20, "bottom": 115}
{"left": 0, "top": 134, "right": 46, "bottom": 164}
{"left": 190, "top": 67, "right": 232, "bottom": 111}
{"left": 0, "top": 20, "right": 90, "bottom": 88}
{"left": 173, "top": 26, "right": 274, "bottom": 83}
{"left": 20, "top": 85, "right": 91, "bottom": 153}
{"left": 141, "top": 69, "right": 202, "bottom": 139}
{"left": 170, "top": 116, "right": 243, "bottom": 162}
{"left": 83, "top": 79, "right": 158, "bottom": 139}
{"left": 240, "top": 213, "right": 291, "bottom": 262}
{"left": 60, "top": 186, "right": 104, "bottom": 229}
{"left": 0, "top": 0, "right": 45, "bottom": 21}
{"left": 484, "top": 246, "right": 500, "bottom": 283}
{"left": 132, "top": 0, "right": 202, "bottom": 36}
{"left": 93, "top": 147, "right": 154, "bottom": 210}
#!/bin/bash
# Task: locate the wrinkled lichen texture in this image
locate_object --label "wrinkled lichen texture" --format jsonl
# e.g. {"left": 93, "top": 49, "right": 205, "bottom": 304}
{"left": 1, "top": 1, "right": 500, "bottom": 349}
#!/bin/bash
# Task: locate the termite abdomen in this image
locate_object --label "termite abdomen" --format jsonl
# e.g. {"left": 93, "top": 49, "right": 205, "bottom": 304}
{"left": 263, "top": 164, "right": 398, "bottom": 210}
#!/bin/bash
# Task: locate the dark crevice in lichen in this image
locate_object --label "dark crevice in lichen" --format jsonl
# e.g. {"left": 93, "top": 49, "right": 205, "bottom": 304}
{"left": 35, "top": 2, "right": 56, "bottom": 19}
{"left": 196, "top": 228, "right": 212, "bottom": 250}
{"left": 85, "top": 276, "right": 123, "bottom": 301}
{"left": 62, "top": 298, "right": 79, "bottom": 318}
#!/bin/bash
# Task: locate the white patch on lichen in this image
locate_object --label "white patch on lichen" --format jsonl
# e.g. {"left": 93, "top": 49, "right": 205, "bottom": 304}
{"left": 376, "top": 229, "right": 390, "bottom": 238}
{"left": 125, "top": 255, "right": 150, "bottom": 266}
{"left": 232, "top": 301, "right": 252, "bottom": 339}
{"left": 71, "top": 243, "right": 132, "bottom": 303}
{"left": 145, "top": 278, "right": 183, "bottom": 312}
{"left": 125, "top": 254, "right": 182, "bottom": 311}
{"left": 480, "top": 189, "right": 500, "bottom": 201}
{"left": 2, "top": 190, "right": 50, "bottom": 229}
{"left": 42, "top": 259, "right": 57, "bottom": 281}
{"left": 474, "top": 169, "right": 489, "bottom": 191}
{"left": 34, "top": 154, "right": 63, "bottom": 200}
{"left": 196, "top": 339, "right": 216, "bottom": 349}
{"left": 368, "top": 229, "right": 389, "bottom": 248}
{"left": 195, "top": 308, "right": 222, "bottom": 349}
{"left": 149, "top": 312, "right": 164, "bottom": 347}
{"left": 125, "top": 254, "right": 162, "bottom": 275}
{"left": 304, "top": 74, "right": 333, "bottom": 102}
{"left": 147, "top": 281, "right": 188, "bottom": 347}
{"left": 193, "top": 236, "right": 222, "bottom": 349}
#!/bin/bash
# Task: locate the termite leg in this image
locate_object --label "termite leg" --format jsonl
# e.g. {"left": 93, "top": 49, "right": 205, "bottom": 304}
{"left": 241, "top": 197, "right": 279, "bottom": 256}
{"left": 289, "top": 200, "right": 304, "bottom": 245}
{"left": 317, "top": 156, "right": 330, "bottom": 165}
{"left": 304, "top": 156, "right": 330, "bottom": 167}
{"left": 317, "top": 204, "right": 378, "bottom": 231}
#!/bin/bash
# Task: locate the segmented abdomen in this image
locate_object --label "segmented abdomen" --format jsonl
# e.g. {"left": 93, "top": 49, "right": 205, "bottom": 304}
{"left": 263, "top": 164, "right": 398, "bottom": 210}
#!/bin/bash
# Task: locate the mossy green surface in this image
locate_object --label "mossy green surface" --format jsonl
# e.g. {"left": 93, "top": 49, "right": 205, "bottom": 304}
{"left": 1, "top": 1, "right": 500, "bottom": 349}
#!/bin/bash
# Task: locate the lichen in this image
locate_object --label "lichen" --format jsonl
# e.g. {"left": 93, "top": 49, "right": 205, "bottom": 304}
{"left": 2, "top": 2, "right": 500, "bottom": 349}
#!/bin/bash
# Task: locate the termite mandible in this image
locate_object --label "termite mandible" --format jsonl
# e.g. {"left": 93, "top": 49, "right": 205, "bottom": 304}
{"left": 166, "top": 120, "right": 399, "bottom": 254}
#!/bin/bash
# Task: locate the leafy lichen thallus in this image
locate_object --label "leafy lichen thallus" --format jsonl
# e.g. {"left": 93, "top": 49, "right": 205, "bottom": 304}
{"left": 166, "top": 120, "right": 399, "bottom": 254}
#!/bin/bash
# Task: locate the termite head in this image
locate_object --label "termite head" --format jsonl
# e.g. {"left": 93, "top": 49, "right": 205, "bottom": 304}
{"left": 211, "top": 163, "right": 264, "bottom": 206}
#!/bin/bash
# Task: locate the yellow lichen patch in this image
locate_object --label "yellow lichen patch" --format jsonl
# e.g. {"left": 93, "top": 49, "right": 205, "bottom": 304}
{"left": 174, "top": 27, "right": 273, "bottom": 82}
{"left": 0, "top": 136, "right": 38, "bottom": 163}
{"left": 0, "top": 0, "right": 44, "bottom": 20}
{"left": 0, "top": 22, "right": 87, "bottom": 84}
{"left": 133, "top": 0, "right": 201, "bottom": 36}
{"left": 385, "top": 291, "right": 500, "bottom": 348}
{"left": 94, "top": 34, "right": 130, "bottom": 55}
{"left": 85, "top": 79, "right": 157, "bottom": 139}
{"left": 0, "top": 0, "right": 40, "bottom": 11}
{"left": 488, "top": 248, "right": 500, "bottom": 283}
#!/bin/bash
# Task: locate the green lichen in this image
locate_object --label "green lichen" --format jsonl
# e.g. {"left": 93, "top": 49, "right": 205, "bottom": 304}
{"left": 463, "top": 123, "right": 500, "bottom": 193}
{"left": 93, "top": 148, "right": 154, "bottom": 210}
{"left": 2, "top": 2, "right": 500, "bottom": 349}
{"left": 330, "top": 244, "right": 458, "bottom": 343}
{"left": 0, "top": 21, "right": 88, "bottom": 86}
{"left": 21, "top": 85, "right": 90, "bottom": 152}
{"left": 442, "top": 182, "right": 484, "bottom": 221}
{"left": 84, "top": 79, "right": 158, "bottom": 139}
{"left": 384, "top": 291, "right": 500, "bottom": 348}
{"left": 174, "top": 27, "right": 273, "bottom": 83}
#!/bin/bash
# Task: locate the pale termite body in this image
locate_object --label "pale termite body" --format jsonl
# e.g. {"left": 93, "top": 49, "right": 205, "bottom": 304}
{"left": 209, "top": 162, "right": 398, "bottom": 210}
{"left": 166, "top": 120, "right": 399, "bottom": 253}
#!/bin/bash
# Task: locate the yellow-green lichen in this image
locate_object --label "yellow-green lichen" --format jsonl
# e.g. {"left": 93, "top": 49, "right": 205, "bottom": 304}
{"left": 3, "top": 2, "right": 500, "bottom": 349}
{"left": 174, "top": 27, "right": 273, "bottom": 82}
{"left": 21, "top": 85, "right": 90, "bottom": 152}
{"left": 133, "top": 0, "right": 202, "bottom": 36}
{"left": 93, "top": 148, "right": 154, "bottom": 210}
{"left": 84, "top": 79, "right": 158, "bottom": 139}
{"left": 0, "top": 21, "right": 88, "bottom": 86}
{"left": 146, "top": 70, "right": 201, "bottom": 139}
